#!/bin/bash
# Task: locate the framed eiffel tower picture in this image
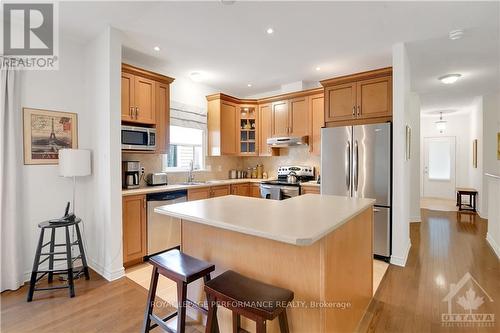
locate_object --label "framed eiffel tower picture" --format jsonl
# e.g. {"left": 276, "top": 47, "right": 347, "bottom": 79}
{"left": 23, "top": 108, "right": 78, "bottom": 165}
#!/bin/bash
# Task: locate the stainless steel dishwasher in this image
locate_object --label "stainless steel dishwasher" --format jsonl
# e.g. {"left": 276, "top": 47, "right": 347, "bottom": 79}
{"left": 146, "top": 190, "right": 187, "bottom": 255}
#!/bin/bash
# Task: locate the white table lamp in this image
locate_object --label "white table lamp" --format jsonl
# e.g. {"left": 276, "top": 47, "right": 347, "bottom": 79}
{"left": 59, "top": 149, "right": 91, "bottom": 214}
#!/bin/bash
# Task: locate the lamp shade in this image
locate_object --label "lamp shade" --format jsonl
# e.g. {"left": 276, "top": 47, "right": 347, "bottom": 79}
{"left": 58, "top": 149, "right": 91, "bottom": 177}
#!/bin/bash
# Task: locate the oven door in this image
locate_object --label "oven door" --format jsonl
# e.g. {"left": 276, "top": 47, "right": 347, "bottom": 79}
{"left": 281, "top": 186, "right": 300, "bottom": 199}
{"left": 122, "top": 126, "right": 156, "bottom": 150}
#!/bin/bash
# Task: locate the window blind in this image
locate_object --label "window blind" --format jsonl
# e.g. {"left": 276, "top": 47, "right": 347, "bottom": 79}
{"left": 170, "top": 101, "right": 207, "bottom": 130}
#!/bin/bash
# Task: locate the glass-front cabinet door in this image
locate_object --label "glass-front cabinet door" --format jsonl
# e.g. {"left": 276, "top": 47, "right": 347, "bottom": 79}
{"left": 238, "top": 105, "right": 257, "bottom": 155}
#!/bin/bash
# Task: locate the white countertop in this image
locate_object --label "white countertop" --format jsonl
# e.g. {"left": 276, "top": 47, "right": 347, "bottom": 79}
{"left": 122, "top": 178, "right": 263, "bottom": 196}
{"left": 155, "top": 194, "right": 375, "bottom": 246}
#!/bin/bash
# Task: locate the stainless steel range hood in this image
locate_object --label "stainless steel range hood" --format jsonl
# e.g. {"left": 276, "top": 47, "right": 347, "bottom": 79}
{"left": 267, "top": 136, "right": 309, "bottom": 147}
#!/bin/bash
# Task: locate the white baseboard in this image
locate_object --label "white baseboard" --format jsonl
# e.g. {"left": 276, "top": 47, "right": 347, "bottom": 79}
{"left": 390, "top": 240, "right": 411, "bottom": 267}
{"left": 486, "top": 233, "right": 500, "bottom": 260}
{"left": 88, "top": 258, "right": 125, "bottom": 281}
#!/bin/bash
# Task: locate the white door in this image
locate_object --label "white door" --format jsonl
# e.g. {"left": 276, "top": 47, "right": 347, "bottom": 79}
{"left": 423, "top": 137, "right": 456, "bottom": 199}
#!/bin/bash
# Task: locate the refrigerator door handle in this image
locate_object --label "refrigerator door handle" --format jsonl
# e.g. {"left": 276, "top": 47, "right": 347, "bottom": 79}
{"left": 345, "top": 141, "right": 351, "bottom": 191}
{"left": 353, "top": 140, "right": 359, "bottom": 192}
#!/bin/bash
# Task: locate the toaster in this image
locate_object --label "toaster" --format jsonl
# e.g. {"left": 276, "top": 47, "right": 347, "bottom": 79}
{"left": 145, "top": 172, "right": 168, "bottom": 186}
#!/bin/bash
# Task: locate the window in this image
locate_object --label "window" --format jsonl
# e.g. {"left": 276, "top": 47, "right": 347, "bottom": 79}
{"left": 163, "top": 126, "right": 205, "bottom": 171}
{"left": 428, "top": 140, "right": 451, "bottom": 180}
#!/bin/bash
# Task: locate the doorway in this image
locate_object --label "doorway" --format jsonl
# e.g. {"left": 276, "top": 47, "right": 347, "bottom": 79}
{"left": 423, "top": 136, "right": 456, "bottom": 200}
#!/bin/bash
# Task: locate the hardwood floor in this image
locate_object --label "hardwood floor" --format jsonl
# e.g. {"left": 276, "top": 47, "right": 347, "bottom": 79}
{"left": 358, "top": 209, "right": 500, "bottom": 333}
{"left": 2, "top": 208, "right": 498, "bottom": 333}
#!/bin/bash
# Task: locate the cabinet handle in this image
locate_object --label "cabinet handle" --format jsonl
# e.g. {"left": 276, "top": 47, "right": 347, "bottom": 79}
{"left": 135, "top": 107, "right": 139, "bottom": 119}
{"left": 143, "top": 198, "right": 146, "bottom": 208}
{"left": 352, "top": 106, "right": 356, "bottom": 117}
{"left": 357, "top": 106, "right": 360, "bottom": 117}
{"left": 130, "top": 107, "right": 134, "bottom": 118}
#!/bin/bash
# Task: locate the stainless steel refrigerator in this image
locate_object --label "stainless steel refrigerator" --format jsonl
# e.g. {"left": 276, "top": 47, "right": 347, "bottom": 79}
{"left": 321, "top": 122, "right": 391, "bottom": 259}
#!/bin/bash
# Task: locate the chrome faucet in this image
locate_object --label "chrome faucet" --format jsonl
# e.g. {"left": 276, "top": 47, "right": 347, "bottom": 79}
{"left": 187, "top": 160, "right": 194, "bottom": 183}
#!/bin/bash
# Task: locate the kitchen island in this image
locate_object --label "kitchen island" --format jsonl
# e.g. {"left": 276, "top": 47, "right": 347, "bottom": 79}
{"left": 155, "top": 194, "right": 375, "bottom": 333}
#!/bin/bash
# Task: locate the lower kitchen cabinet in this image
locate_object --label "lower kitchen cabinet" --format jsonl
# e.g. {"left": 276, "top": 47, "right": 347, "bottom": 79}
{"left": 250, "top": 183, "right": 261, "bottom": 198}
{"left": 122, "top": 194, "right": 147, "bottom": 267}
{"left": 188, "top": 187, "right": 211, "bottom": 201}
{"left": 301, "top": 185, "right": 320, "bottom": 195}
{"left": 231, "top": 183, "right": 249, "bottom": 196}
{"left": 211, "top": 185, "right": 231, "bottom": 197}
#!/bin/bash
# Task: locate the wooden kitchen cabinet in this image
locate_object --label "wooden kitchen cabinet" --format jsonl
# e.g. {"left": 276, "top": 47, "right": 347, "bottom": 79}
{"left": 121, "top": 72, "right": 135, "bottom": 122}
{"left": 321, "top": 67, "right": 392, "bottom": 126}
{"left": 188, "top": 187, "right": 211, "bottom": 201}
{"left": 309, "top": 93, "right": 324, "bottom": 155}
{"left": 211, "top": 185, "right": 231, "bottom": 197}
{"left": 258, "top": 103, "right": 279, "bottom": 156}
{"left": 231, "top": 183, "right": 249, "bottom": 196}
{"left": 207, "top": 94, "right": 241, "bottom": 156}
{"left": 271, "top": 100, "right": 289, "bottom": 137}
{"left": 289, "top": 96, "right": 309, "bottom": 137}
{"left": 250, "top": 183, "right": 261, "bottom": 198}
{"left": 122, "top": 194, "right": 147, "bottom": 267}
{"left": 301, "top": 185, "right": 320, "bottom": 195}
{"left": 155, "top": 82, "right": 170, "bottom": 154}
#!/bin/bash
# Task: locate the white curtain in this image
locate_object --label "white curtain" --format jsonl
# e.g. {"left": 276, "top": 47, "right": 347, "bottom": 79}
{"left": 0, "top": 63, "right": 24, "bottom": 291}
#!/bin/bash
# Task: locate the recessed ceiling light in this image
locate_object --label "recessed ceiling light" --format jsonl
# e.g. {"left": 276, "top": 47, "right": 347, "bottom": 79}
{"left": 315, "top": 67, "right": 321, "bottom": 71}
{"left": 449, "top": 29, "right": 464, "bottom": 40}
{"left": 189, "top": 71, "right": 203, "bottom": 82}
{"left": 266, "top": 27, "right": 274, "bottom": 35}
{"left": 439, "top": 74, "right": 462, "bottom": 84}
{"left": 153, "top": 46, "right": 160, "bottom": 52}
{"left": 247, "top": 83, "right": 252, "bottom": 87}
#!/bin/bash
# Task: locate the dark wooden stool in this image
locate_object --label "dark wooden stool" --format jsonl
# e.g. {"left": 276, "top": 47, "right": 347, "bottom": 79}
{"left": 27, "top": 218, "right": 90, "bottom": 302}
{"left": 456, "top": 187, "right": 478, "bottom": 212}
{"left": 204, "top": 270, "right": 294, "bottom": 333}
{"left": 143, "top": 249, "right": 215, "bottom": 333}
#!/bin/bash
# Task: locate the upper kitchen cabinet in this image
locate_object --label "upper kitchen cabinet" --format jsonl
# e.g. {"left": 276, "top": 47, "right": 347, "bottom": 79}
{"left": 309, "top": 93, "right": 324, "bottom": 155}
{"left": 258, "top": 103, "right": 279, "bottom": 156}
{"left": 121, "top": 64, "right": 174, "bottom": 154}
{"left": 121, "top": 64, "right": 174, "bottom": 126}
{"left": 238, "top": 105, "right": 257, "bottom": 155}
{"left": 207, "top": 94, "right": 240, "bottom": 156}
{"left": 289, "top": 96, "right": 309, "bottom": 137}
{"left": 321, "top": 67, "right": 392, "bottom": 127}
{"left": 271, "top": 100, "right": 289, "bottom": 137}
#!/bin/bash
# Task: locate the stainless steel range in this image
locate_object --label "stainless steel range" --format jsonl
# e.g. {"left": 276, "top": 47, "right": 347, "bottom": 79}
{"left": 260, "top": 166, "right": 315, "bottom": 200}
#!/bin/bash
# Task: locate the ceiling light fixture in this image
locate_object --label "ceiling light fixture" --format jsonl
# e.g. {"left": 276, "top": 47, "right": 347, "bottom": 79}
{"left": 189, "top": 71, "right": 203, "bottom": 82}
{"left": 449, "top": 29, "right": 464, "bottom": 40}
{"left": 247, "top": 83, "right": 252, "bottom": 87}
{"left": 435, "top": 112, "right": 447, "bottom": 133}
{"left": 439, "top": 74, "right": 461, "bottom": 84}
{"left": 266, "top": 27, "right": 274, "bottom": 35}
{"left": 153, "top": 46, "right": 160, "bottom": 52}
{"left": 315, "top": 67, "right": 321, "bottom": 71}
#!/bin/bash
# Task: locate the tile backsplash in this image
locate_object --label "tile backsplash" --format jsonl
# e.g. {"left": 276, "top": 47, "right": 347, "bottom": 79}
{"left": 122, "top": 146, "right": 320, "bottom": 186}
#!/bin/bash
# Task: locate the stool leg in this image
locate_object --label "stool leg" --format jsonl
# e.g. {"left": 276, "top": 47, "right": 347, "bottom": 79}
{"left": 48, "top": 228, "right": 55, "bottom": 283}
{"left": 142, "top": 266, "right": 159, "bottom": 333}
{"left": 278, "top": 311, "right": 290, "bottom": 333}
{"left": 65, "top": 226, "right": 75, "bottom": 298}
{"left": 473, "top": 194, "right": 476, "bottom": 212}
{"left": 205, "top": 294, "right": 219, "bottom": 333}
{"left": 74, "top": 223, "right": 90, "bottom": 280}
{"left": 232, "top": 313, "right": 241, "bottom": 333}
{"left": 27, "top": 228, "right": 45, "bottom": 302}
{"left": 177, "top": 281, "right": 187, "bottom": 333}
{"left": 256, "top": 318, "right": 266, "bottom": 333}
{"left": 459, "top": 194, "right": 462, "bottom": 211}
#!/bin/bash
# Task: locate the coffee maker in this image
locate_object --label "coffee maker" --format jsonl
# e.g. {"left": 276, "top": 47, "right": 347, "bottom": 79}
{"left": 122, "top": 161, "right": 141, "bottom": 189}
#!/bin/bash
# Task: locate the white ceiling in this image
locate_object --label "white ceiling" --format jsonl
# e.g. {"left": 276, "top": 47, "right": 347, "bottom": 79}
{"left": 59, "top": 1, "right": 499, "bottom": 100}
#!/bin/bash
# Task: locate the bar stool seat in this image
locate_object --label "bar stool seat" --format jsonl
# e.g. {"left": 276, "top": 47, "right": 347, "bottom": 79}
{"left": 205, "top": 270, "right": 294, "bottom": 333}
{"left": 143, "top": 249, "right": 215, "bottom": 333}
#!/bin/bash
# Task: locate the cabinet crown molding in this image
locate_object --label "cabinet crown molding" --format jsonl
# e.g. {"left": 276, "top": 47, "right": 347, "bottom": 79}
{"left": 206, "top": 87, "right": 324, "bottom": 104}
{"left": 320, "top": 67, "right": 392, "bottom": 87}
{"left": 122, "top": 63, "right": 175, "bottom": 85}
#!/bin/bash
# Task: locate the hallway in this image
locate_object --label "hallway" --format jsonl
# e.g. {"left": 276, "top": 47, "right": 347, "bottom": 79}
{"left": 359, "top": 209, "right": 500, "bottom": 332}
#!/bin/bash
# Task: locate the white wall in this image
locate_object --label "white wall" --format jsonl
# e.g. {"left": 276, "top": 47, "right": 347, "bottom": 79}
{"left": 469, "top": 97, "right": 485, "bottom": 217}
{"left": 391, "top": 43, "right": 412, "bottom": 266}
{"left": 19, "top": 37, "right": 89, "bottom": 280}
{"left": 409, "top": 93, "right": 421, "bottom": 222}
{"left": 420, "top": 112, "right": 472, "bottom": 195}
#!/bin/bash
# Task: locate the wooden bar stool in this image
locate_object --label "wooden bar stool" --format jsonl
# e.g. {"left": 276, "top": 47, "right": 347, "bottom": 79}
{"left": 456, "top": 187, "right": 478, "bottom": 212}
{"left": 27, "top": 218, "right": 90, "bottom": 302}
{"left": 142, "top": 249, "right": 215, "bottom": 333}
{"left": 204, "top": 270, "right": 294, "bottom": 333}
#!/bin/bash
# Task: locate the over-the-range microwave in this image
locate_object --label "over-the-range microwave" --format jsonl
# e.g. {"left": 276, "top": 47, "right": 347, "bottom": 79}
{"left": 121, "top": 125, "right": 156, "bottom": 151}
